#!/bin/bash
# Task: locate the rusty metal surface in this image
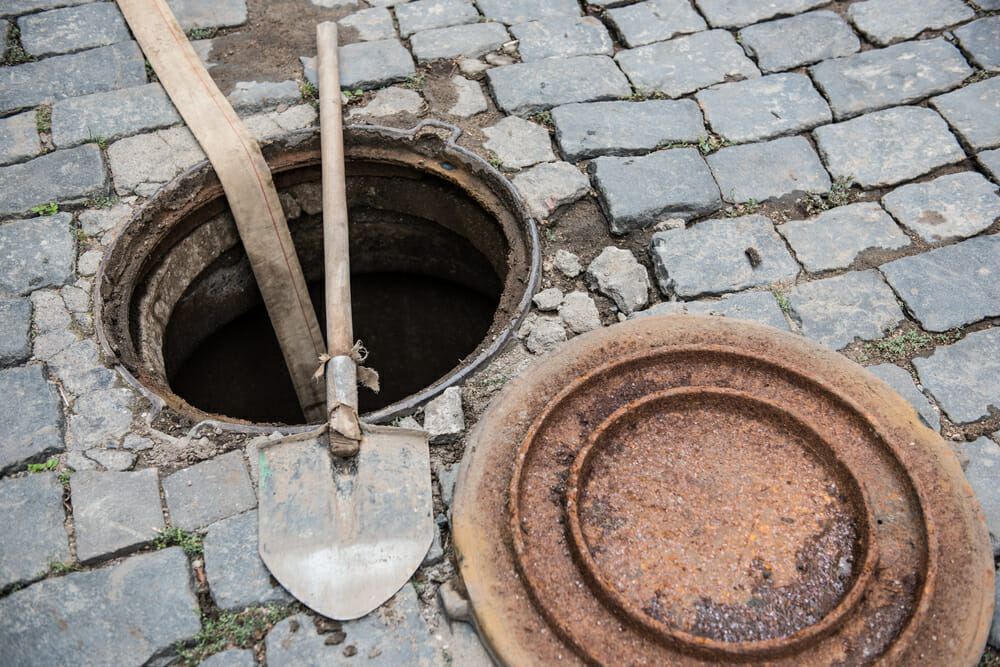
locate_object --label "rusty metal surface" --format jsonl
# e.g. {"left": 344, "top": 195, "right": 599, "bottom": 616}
{"left": 453, "top": 315, "right": 993, "bottom": 666}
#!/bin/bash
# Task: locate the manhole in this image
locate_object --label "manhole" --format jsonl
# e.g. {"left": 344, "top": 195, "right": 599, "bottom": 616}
{"left": 97, "top": 122, "right": 539, "bottom": 426}
{"left": 453, "top": 316, "right": 993, "bottom": 665}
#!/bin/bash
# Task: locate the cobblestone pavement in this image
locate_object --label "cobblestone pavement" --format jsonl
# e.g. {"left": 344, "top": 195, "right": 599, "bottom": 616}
{"left": 1, "top": 0, "right": 999, "bottom": 664}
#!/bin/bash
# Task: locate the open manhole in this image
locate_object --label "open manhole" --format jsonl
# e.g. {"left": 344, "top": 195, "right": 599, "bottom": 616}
{"left": 454, "top": 316, "right": 993, "bottom": 665}
{"left": 97, "top": 122, "right": 539, "bottom": 426}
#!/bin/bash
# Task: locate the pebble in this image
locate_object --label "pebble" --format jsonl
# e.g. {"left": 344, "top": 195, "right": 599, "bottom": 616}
{"left": 585, "top": 247, "right": 650, "bottom": 314}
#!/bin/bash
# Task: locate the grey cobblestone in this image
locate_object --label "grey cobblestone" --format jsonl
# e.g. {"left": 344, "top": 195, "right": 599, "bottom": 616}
{"left": 707, "top": 136, "right": 831, "bottom": 204}
{"left": 71, "top": 469, "right": 164, "bottom": 563}
{"left": 227, "top": 80, "right": 301, "bottom": 113}
{"left": 559, "top": 291, "right": 601, "bottom": 333}
{"left": 309, "top": 39, "right": 415, "bottom": 90}
{"left": 777, "top": 202, "right": 909, "bottom": 273}
{"left": 51, "top": 83, "right": 181, "bottom": 149}
{"left": 67, "top": 387, "right": 135, "bottom": 450}
{"left": 880, "top": 233, "right": 1000, "bottom": 332}
{"left": 813, "top": 106, "right": 965, "bottom": 188}
{"left": 339, "top": 6, "right": 395, "bottom": 42}
{"left": 0, "top": 298, "right": 31, "bottom": 367}
{"left": 931, "top": 77, "right": 1000, "bottom": 152}
{"left": 954, "top": 16, "right": 1000, "bottom": 72}
{"left": 963, "top": 436, "right": 1000, "bottom": 555}
{"left": 696, "top": 73, "right": 831, "bottom": 144}
{"left": 438, "top": 76, "right": 487, "bottom": 117}
{"left": 0, "top": 41, "right": 146, "bottom": 114}
{"left": 692, "top": 0, "right": 827, "bottom": 29}
{"left": 605, "top": 0, "right": 706, "bottom": 49}
{"left": 809, "top": 38, "right": 972, "bottom": 120}
{"left": 0, "top": 473, "right": 69, "bottom": 588}
{"left": 85, "top": 448, "right": 136, "bottom": 471}
{"left": 346, "top": 87, "right": 423, "bottom": 119}
{"left": 532, "top": 287, "right": 563, "bottom": 311}
{"left": 511, "top": 161, "right": 590, "bottom": 220}
{"left": 0, "top": 214, "right": 75, "bottom": 296}
{"left": 475, "top": 0, "right": 580, "bottom": 25}
{"left": 163, "top": 450, "right": 256, "bottom": 530}
{"left": 395, "top": 0, "right": 478, "bottom": 38}
{"left": 0, "top": 145, "right": 107, "bottom": 218}
{"left": 167, "top": 0, "right": 247, "bottom": 31}
{"left": 487, "top": 55, "right": 631, "bottom": 115}
{"left": 867, "top": 363, "right": 940, "bottom": 432}
{"left": 650, "top": 216, "right": 799, "bottom": 298}
{"left": 204, "top": 510, "right": 292, "bottom": 609}
{"left": 49, "top": 339, "right": 116, "bottom": 395}
{"left": 552, "top": 99, "right": 703, "bottom": 162}
{"left": 411, "top": 21, "right": 508, "bottom": 63}
{"left": 0, "top": 111, "right": 41, "bottom": 166}
{"left": 424, "top": 386, "right": 465, "bottom": 444}
{"left": 199, "top": 649, "right": 257, "bottom": 667}
{"left": 18, "top": 3, "right": 129, "bottom": 58}
{"left": 482, "top": 116, "right": 554, "bottom": 169}
{"left": 0, "top": 365, "right": 64, "bottom": 474}
{"left": 108, "top": 126, "right": 206, "bottom": 197}
{"left": 914, "top": 328, "right": 1000, "bottom": 423}
{"left": 788, "top": 270, "right": 904, "bottom": 350}
{"left": 586, "top": 247, "right": 650, "bottom": 314}
{"left": 590, "top": 148, "right": 720, "bottom": 233}
{"left": 981, "top": 149, "right": 1000, "bottom": 183}
{"left": 511, "top": 17, "right": 612, "bottom": 61}
{"left": 882, "top": 171, "right": 1000, "bottom": 244}
{"left": 525, "top": 315, "right": 567, "bottom": 354}
{"left": 1, "top": 0, "right": 95, "bottom": 17}
{"left": 616, "top": 30, "right": 760, "bottom": 99}
{"left": 846, "top": 0, "right": 973, "bottom": 46}
{"left": 737, "top": 11, "right": 860, "bottom": 74}
{"left": 632, "top": 291, "right": 791, "bottom": 332}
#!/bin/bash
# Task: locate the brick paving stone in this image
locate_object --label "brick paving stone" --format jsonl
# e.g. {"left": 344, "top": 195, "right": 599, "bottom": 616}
{"left": 339, "top": 39, "right": 415, "bottom": 89}
{"left": 51, "top": 83, "right": 181, "bottom": 149}
{"left": 616, "top": 30, "right": 759, "bottom": 99}
{"left": 0, "top": 41, "right": 146, "bottom": 115}
{"left": 410, "top": 21, "right": 508, "bottom": 63}
{"left": 737, "top": 11, "right": 861, "bottom": 74}
{"left": 166, "top": 0, "right": 246, "bottom": 31}
{"left": 585, "top": 247, "right": 650, "bottom": 314}
{"left": 71, "top": 469, "right": 164, "bottom": 563}
{"left": 396, "top": 0, "right": 479, "bottom": 38}
{"left": 650, "top": 216, "right": 799, "bottom": 298}
{"left": 67, "top": 387, "right": 135, "bottom": 450}
{"left": 882, "top": 171, "right": 1000, "bottom": 244}
{"left": 867, "top": 363, "right": 941, "bottom": 432}
{"left": 511, "top": 17, "right": 612, "bottom": 62}
{"left": 0, "top": 297, "right": 31, "bottom": 366}
{"left": 812, "top": 106, "right": 965, "bottom": 188}
{"left": 809, "top": 38, "right": 972, "bottom": 120}
{"left": 0, "top": 215, "right": 75, "bottom": 296}
{"left": 847, "top": 0, "right": 973, "bottom": 46}
{"left": 0, "top": 548, "right": 200, "bottom": 666}
{"left": 339, "top": 6, "right": 395, "bottom": 42}
{"left": 880, "top": 234, "right": 1000, "bottom": 332}
{"left": 691, "top": 0, "right": 827, "bottom": 29}
{"left": 487, "top": 55, "right": 631, "bottom": 115}
{"left": 955, "top": 16, "right": 1000, "bottom": 72}
{"left": 931, "top": 77, "right": 1000, "bottom": 152}
{"left": 788, "top": 270, "right": 904, "bottom": 350}
{"left": 633, "top": 291, "right": 791, "bottom": 331}
{"left": 163, "top": 450, "right": 256, "bottom": 530}
{"left": 1, "top": 0, "right": 95, "bottom": 19}
{"left": 0, "top": 111, "right": 41, "bottom": 166}
{"left": 204, "top": 510, "right": 292, "bottom": 610}
{"left": 706, "top": 136, "right": 831, "bottom": 204}
{"left": 981, "top": 149, "right": 1000, "bottom": 183}
{"left": 590, "top": 148, "right": 721, "bottom": 233}
{"left": 266, "top": 585, "right": 437, "bottom": 666}
{"left": 0, "top": 474, "right": 69, "bottom": 588}
{"left": 552, "top": 99, "right": 703, "bottom": 161}
{"left": 605, "top": 0, "right": 706, "bottom": 48}
{"left": 511, "top": 161, "right": 590, "bottom": 220}
{"left": 696, "top": 73, "right": 831, "bottom": 144}
{"left": 0, "top": 144, "right": 107, "bottom": 218}
{"left": 964, "top": 436, "right": 1000, "bottom": 555}
{"left": 482, "top": 115, "right": 554, "bottom": 168}
{"left": 914, "top": 328, "right": 1000, "bottom": 423}
{"left": 777, "top": 202, "right": 909, "bottom": 273}
{"left": 475, "top": 0, "right": 580, "bottom": 25}
{"left": 108, "top": 126, "right": 206, "bottom": 197}
{"left": 18, "top": 3, "right": 129, "bottom": 58}
{"left": 0, "top": 365, "right": 64, "bottom": 473}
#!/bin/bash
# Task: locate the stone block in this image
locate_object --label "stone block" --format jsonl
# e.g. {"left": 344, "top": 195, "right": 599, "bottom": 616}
{"left": 631, "top": 291, "right": 791, "bottom": 332}
{"left": 706, "top": 135, "right": 831, "bottom": 204}
{"left": 346, "top": 87, "right": 424, "bottom": 120}
{"left": 511, "top": 161, "right": 590, "bottom": 220}
{"left": 955, "top": 16, "right": 1000, "bottom": 72}
{"left": 788, "top": 270, "right": 904, "bottom": 350}
{"left": 475, "top": 0, "right": 580, "bottom": 25}
{"left": 552, "top": 99, "right": 704, "bottom": 161}
{"left": 559, "top": 291, "right": 601, "bottom": 334}
{"left": 589, "top": 148, "right": 720, "bottom": 233}
{"left": 585, "top": 246, "right": 650, "bottom": 314}
{"left": 0, "top": 145, "right": 107, "bottom": 219}
{"left": 0, "top": 473, "right": 69, "bottom": 588}
{"left": 981, "top": 149, "right": 1000, "bottom": 184}
{"left": 339, "top": 39, "right": 415, "bottom": 90}
{"left": 914, "top": 328, "right": 1000, "bottom": 424}
{"left": 226, "top": 80, "right": 301, "bottom": 113}
{"left": 204, "top": 510, "right": 291, "bottom": 609}
{"left": 71, "top": 469, "right": 164, "bottom": 563}
{"left": 107, "top": 126, "right": 206, "bottom": 196}
{"left": 854, "top": 0, "right": 973, "bottom": 46}
{"left": 166, "top": 0, "right": 247, "bottom": 30}
{"left": 650, "top": 215, "right": 799, "bottom": 298}
{"left": 931, "top": 76, "right": 1000, "bottom": 152}
{"left": 411, "top": 21, "right": 508, "bottom": 63}
{"left": 67, "top": 387, "right": 135, "bottom": 450}
{"left": 616, "top": 30, "right": 759, "bottom": 99}
{"left": 0, "top": 110, "right": 41, "bottom": 166}
{"left": 882, "top": 171, "right": 1000, "bottom": 244}
{"left": 423, "top": 386, "right": 464, "bottom": 444}
{"left": 163, "top": 450, "right": 256, "bottom": 530}
{"left": 1, "top": 0, "right": 95, "bottom": 17}
{"left": 487, "top": 55, "right": 631, "bottom": 115}
{"left": 812, "top": 106, "right": 964, "bottom": 188}
{"left": 525, "top": 316, "right": 567, "bottom": 354}
{"left": 738, "top": 11, "right": 860, "bottom": 73}
{"left": 964, "top": 436, "right": 1000, "bottom": 555}
{"left": 85, "top": 448, "right": 136, "bottom": 471}
{"left": 809, "top": 38, "right": 971, "bottom": 120}
{"left": 867, "top": 363, "right": 940, "bottom": 432}
{"left": 199, "top": 649, "right": 257, "bottom": 667}
{"left": 338, "top": 6, "right": 395, "bottom": 42}
{"left": 51, "top": 83, "right": 181, "bottom": 149}
{"left": 0, "top": 365, "right": 64, "bottom": 473}
{"left": 606, "top": 0, "right": 706, "bottom": 48}
{"left": 777, "top": 202, "right": 909, "bottom": 274}
{"left": 0, "top": 297, "right": 31, "bottom": 366}
{"left": 696, "top": 73, "right": 831, "bottom": 144}
{"left": 18, "top": 3, "right": 128, "bottom": 57}
{"left": 482, "top": 115, "right": 555, "bottom": 169}
{"left": 692, "top": 0, "right": 828, "bottom": 28}
{"left": 440, "top": 75, "right": 487, "bottom": 117}
{"left": 880, "top": 234, "right": 1000, "bottom": 332}
{"left": 395, "top": 0, "right": 479, "bottom": 38}
{"left": 511, "top": 16, "right": 612, "bottom": 61}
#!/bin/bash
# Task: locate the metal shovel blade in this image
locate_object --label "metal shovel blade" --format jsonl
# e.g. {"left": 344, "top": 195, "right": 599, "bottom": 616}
{"left": 258, "top": 424, "right": 432, "bottom": 620}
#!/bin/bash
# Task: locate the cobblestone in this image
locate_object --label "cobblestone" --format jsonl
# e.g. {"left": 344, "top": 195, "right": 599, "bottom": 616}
{"left": 551, "top": 99, "right": 703, "bottom": 161}
{"left": 586, "top": 247, "right": 649, "bottom": 314}
{"left": 605, "top": 0, "right": 706, "bottom": 49}
{"left": 423, "top": 386, "right": 464, "bottom": 444}
{"left": 167, "top": 0, "right": 247, "bottom": 31}
{"left": 410, "top": 21, "right": 508, "bottom": 63}
{"left": 346, "top": 87, "right": 423, "bottom": 119}
{"left": 107, "top": 126, "right": 206, "bottom": 196}
{"left": 631, "top": 291, "right": 791, "bottom": 332}
{"left": 788, "top": 270, "right": 904, "bottom": 350}
{"left": 0, "top": 214, "right": 75, "bottom": 298}
{"left": 487, "top": 55, "right": 631, "bottom": 115}
{"left": 511, "top": 161, "right": 590, "bottom": 220}
{"left": 439, "top": 76, "right": 487, "bottom": 117}
{"left": 707, "top": 136, "right": 831, "bottom": 204}
{"left": 931, "top": 77, "right": 1000, "bottom": 152}
{"left": 615, "top": 30, "right": 759, "bottom": 99}
{"left": 18, "top": 3, "right": 129, "bottom": 58}
{"left": 475, "top": 0, "right": 580, "bottom": 25}
{"left": 1, "top": 0, "right": 95, "bottom": 17}
{"left": 163, "top": 450, "right": 256, "bottom": 530}
{"left": 914, "top": 328, "right": 1000, "bottom": 423}
{"left": 85, "top": 448, "right": 136, "bottom": 471}
{"left": 809, "top": 38, "right": 971, "bottom": 120}
{"left": 0, "top": 365, "right": 63, "bottom": 474}
{"left": 981, "top": 149, "right": 1000, "bottom": 183}
{"left": 963, "top": 436, "right": 1000, "bottom": 555}
{"left": 559, "top": 291, "right": 601, "bottom": 334}
{"left": 227, "top": 80, "right": 300, "bottom": 113}
{"left": 954, "top": 16, "right": 1000, "bottom": 72}
{"left": 846, "top": 0, "right": 973, "bottom": 46}
{"left": 524, "top": 315, "right": 566, "bottom": 354}
{"left": 67, "top": 387, "right": 134, "bottom": 450}
{"left": 0, "top": 473, "right": 69, "bottom": 588}
{"left": 0, "top": 298, "right": 31, "bottom": 367}
{"left": 0, "top": 145, "right": 107, "bottom": 218}
{"left": 737, "top": 11, "right": 860, "bottom": 74}
{"left": 511, "top": 17, "right": 612, "bottom": 61}
{"left": 880, "top": 233, "right": 1000, "bottom": 332}
{"left": 395, "top": 0, "right": 478, "bottom": 38}
{"left": 693, "top": 0, "right": 827, "bottom": 28}
{"left": 324, "top": 39, "right": 415, "bottom": 90}
{"left": 696, "top": 73, "right": 831, "bottom": 144}
{"left": 49, "top": 339, "right": 116, "bottom": 395}
{"left": 482, "top": 115, "right": 554, "bottom": 169}
{"left": 590, "top": 148, "right": 721, "bottom": 233}
{"left": 200, "top": 649, "right": 256, "bottom": 667}
{"left": 778, "top": 202, "right": 909, "bottom": 273}
{"left": 650, "top": 216, "right": 799, "bottom": 298}
{"left": 0, "top": 111, "right": 41, "bottom": 166}
{"left": 51, "top": 83, "right": 180, "bottom": 149}
{"left": 812, "top": 106, "right": 965, "bottom": 188}
{"left": 867, "top": 363, "right": 941, "bottom": 433}
{"left": 338, "top": 6, "right": 394, "bottom": 42}
{"left": 204, "top": 510, "right": 292, "bottom": 609}
{"left": 71, "top": 469, "right": 164, "bottom": 563}
{"left": 882, "top": 171, "right": 1000, "bottom": 244}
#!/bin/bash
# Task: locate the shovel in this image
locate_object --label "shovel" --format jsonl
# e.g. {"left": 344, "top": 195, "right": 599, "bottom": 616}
{"left": 257, "top": 22, "right": 434, "bottom": 620}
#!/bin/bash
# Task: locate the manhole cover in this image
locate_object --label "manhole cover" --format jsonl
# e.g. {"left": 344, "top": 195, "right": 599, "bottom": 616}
{"left": 454, "top": 316, "right": 992, "bottom": 665}
{"left": 97, "top": 122, "right": 539, "bottom": 426}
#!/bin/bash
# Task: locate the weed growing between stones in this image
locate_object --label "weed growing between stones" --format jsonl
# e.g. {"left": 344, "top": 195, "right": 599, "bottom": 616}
{"left": 622, "top": 86, "right": 668, "bottom": 101}
{"left": 185, "top": 28, "right": 217, "bottom": 41}
{"left": 35, "top": 106, "right": 51, "bottom": 134}
{"left": 84, "top": 130, "right": 108, "bottom": 149}
{"left": 2, "top": 26, "right": 34, "bottom": 66}
{"left": 856, "top": 325, "right": 964, "bottom": 363}
{"left": 697, "top": 133, "right": 730, "bottom": 155}
{"left": 964, "top": 68, "right": 994, "bottom": 85}
{"left": 26, "top": 457, "right": 59, "bottom": 473}
{"left": 47, "top": 559, "right": 82, "bottom": 577}
{"left": 299, "top": 79, "right": 318, "bottom": 109}
{"left": 175, "top": 604, "right": 293, "bottom": 666}
{"left": 30, "top": 202, "right": 58, "bottom": 216}
{"left": 84, "top": 195, "right": 117, "bottom": 209}
{"left": 342, "top": 88, "right": 364, "bottom": 103}
{"left": 770, "top": 288, "right": 792, "bottom": 314}
{"left": 528, "top": 110, "right": 553, "bottom": 129}
{"left": 725, "top": 198, "right": 762, "bottom": 217}
{"left": 799, "top": 175, "right": 863, "bottom": 215}
{"left": 154, "top": 527, "right": 204, "bottom": 557}
{"left": 403, "top": 73, "right": 426, "bottom": 92}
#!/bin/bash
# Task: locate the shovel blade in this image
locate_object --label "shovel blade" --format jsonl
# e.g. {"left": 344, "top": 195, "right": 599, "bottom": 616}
{"left": 258, "top": 425, "right": 432, "bottom": 620}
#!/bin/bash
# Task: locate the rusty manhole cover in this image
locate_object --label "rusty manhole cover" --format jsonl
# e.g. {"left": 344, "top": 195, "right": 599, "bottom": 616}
{"left": 453, "top": 316, "right": 993, "bottom": 665}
